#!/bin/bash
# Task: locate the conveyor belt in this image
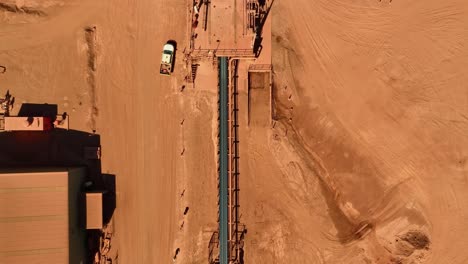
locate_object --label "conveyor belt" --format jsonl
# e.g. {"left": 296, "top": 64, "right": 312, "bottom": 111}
{"left": 218, "top": 56, "right": 229, "bottom": 264}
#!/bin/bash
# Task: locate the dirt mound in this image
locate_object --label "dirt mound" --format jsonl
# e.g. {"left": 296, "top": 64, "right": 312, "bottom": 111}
{"left": 389, "top": 230, "right": 430, "bottom": 263}
{"left": 399, "top": 230, "right": 430, "bottom": 250}
{"left": 0, "top": 2, "right": 46, "bottom": 16}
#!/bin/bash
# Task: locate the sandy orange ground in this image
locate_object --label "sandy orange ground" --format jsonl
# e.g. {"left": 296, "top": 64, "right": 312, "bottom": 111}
{"left": 1, "top": 0, "right": 468, "bottom": 264}
{"left": 0, "top": 0, "right": 204, "bottom": 263}
{"left": 237, "top": 0, "right": 468, "bottom": 263}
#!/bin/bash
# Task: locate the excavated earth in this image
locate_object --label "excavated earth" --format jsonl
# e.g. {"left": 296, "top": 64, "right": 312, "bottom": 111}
{"left": 239, "top": 0, "right": 468, "bottom": 263}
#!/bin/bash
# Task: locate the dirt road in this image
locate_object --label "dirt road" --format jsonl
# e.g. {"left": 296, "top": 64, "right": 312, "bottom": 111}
{"left": 97, "top": 0, "right": 189, "bottom": 262}
{"left": 0, "top": 0, "right": 192, "bottom": 262}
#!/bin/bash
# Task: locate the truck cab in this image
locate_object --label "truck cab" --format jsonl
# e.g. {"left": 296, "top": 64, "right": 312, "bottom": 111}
{"left": 160, "top": 43, "right": 175, "bottom": 76}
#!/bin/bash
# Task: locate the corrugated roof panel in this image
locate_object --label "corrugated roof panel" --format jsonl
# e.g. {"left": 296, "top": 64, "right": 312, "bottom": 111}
{"left": 0, "top": 171, "right": 70, "bottom": 264}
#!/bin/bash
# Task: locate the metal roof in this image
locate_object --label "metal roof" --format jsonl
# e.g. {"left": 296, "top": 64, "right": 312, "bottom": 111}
{"left": 0, "top": 168, "right": 86, "bottom": 264}
{"left": 86, "top": 192, "right": 103, "bottom": 229}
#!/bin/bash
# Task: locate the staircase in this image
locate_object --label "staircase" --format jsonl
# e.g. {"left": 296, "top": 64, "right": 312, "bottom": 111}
{"left": 190, "top": 63, "right": 198, "bottom": 83}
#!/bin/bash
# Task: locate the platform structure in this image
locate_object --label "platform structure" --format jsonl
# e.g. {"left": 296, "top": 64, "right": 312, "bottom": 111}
{"left": 245, "top": 0, "right": 260, "bottom": 35}
{"left": 188, "top": 0, "right": 272, "bottom": 51}
{"left": 190, "top": 0, "right": 252, "bottom": 51}
{"left": 185, "top": 0, "right": 273, "bottom": 81}
{"left": 187, "top": 0, "right": 258, "bottom": 83}
{"left": 247, "top": 63, "right": 273, "bottom": 128}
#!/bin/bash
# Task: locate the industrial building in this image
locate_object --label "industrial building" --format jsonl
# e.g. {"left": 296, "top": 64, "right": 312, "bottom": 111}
{"left": 0, "top": 167, "right": 101, "bottom": 264}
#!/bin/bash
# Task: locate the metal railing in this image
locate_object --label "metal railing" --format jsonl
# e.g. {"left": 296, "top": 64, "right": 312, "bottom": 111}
{"left": 191, "top": 49, "right": 255, "bottom": 59}
{"left": 228, "top": 59, "right": 244, "bottom": 264}
{"left": 248, "top": 63, "right": 272, "bottom": 72}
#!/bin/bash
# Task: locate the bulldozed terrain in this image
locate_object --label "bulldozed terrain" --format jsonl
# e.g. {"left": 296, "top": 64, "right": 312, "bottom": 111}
{"left": 1, "top": 0, "right": 468, "bottom": 263}
{"left": 239, "top": 0, "right": 468, "bottom": 263}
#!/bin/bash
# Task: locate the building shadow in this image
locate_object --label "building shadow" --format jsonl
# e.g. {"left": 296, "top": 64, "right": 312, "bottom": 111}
{"left": 18, "top": 103, "right": 58, "bottom": 118}
{"left": 101, "top": 174, "right": 116, "bottom": 225}
{"left": 0, "top": 129, "right": 98, "bottom": 167}
{"left": 253, "top": 0, "right": 274, "bottom": 57}
{"left": 253, "top": 36, "right": 263, "bottom": 57}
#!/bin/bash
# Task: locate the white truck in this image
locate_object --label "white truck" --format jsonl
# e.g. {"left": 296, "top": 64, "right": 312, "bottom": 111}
{"left": 160, "top": 43, "right": 175, "bottom": 76}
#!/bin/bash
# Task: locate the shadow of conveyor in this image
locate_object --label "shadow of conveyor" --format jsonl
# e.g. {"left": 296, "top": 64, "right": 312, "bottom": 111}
{"left": 253, "top": 0, "right": 275, "bottom": 57}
